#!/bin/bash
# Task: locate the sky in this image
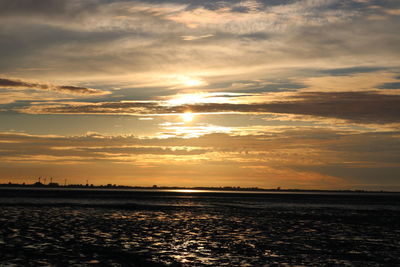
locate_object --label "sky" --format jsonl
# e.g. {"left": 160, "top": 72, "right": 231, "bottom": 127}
{"left": 0, "top": 0, "right": 400, "bottom": 190}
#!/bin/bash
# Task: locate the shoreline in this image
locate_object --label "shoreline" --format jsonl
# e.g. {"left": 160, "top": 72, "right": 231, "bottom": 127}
{"left": 0, "top": 184, "right": 398, "bottom": 194}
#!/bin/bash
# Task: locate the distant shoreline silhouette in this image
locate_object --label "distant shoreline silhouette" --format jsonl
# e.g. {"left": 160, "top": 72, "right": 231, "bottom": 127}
{"left": 0, "top": 182, "right": 395, "bottom": 193}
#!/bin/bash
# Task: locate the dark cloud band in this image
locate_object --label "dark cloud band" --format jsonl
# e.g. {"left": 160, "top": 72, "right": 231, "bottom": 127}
{"left": 0, "top": 77, "right": 109, "bottom": 95}
{"left": 21, "top": 91, "right": 400, "bottom": 124}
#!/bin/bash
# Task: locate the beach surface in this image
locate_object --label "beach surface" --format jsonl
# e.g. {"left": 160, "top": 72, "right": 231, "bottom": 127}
{"left": 0, "top": 188, "right": 399, "bottom": 266}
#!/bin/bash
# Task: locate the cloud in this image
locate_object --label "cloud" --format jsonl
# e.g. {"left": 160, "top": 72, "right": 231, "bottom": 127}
{"left": 20, "top": 91, "right": 400, "bottom": 124}
{"left": 252, "top": 91, "right": 400, "bottom": 124}
{"left": 384, "top": 9, "right": 400, "bottom": 16}
{"left": 1, "top": 0, "right": 400, "bottom": 190}
{"left": 301, "top": 71, "right": 400, "bottom": 92}
{"left": 319, "top": 66, "right": 387, "bottom": 76}
{"left": 378, "top": 82, "right": 400, "bottom": 90}
{"left": 1, "top": 0, "right": 399, "bottom": 87}
{"left": 0, "top": 0, "right": 72, "bottom": 16}
{"left": 181, "top": 34, "right": 213, "bottom": 41}
{"left": 0, "top": 131, "right": 209, "bottom": 160}
{"left": 1, "top": 129, "right": 399, "bottom": 188}
{"left": 0, "top": 77, "right": 109, "bottom": 95}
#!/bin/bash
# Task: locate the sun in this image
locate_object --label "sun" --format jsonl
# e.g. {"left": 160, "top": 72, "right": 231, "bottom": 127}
{"left": 181, "top": 112, "right": 194, "bottom": 122}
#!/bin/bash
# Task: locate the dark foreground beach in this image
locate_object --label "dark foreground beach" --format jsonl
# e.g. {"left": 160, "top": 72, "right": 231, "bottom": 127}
{"left": 0, "top": 188, "right": 399, "bottom": 266}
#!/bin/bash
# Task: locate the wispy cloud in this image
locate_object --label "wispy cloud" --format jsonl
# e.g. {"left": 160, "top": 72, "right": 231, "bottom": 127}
{"left": 1, "top": 0, "right": 399, "bottom": 85}
{"left": 181, "top": 34, "right": 213, "bottom": 41}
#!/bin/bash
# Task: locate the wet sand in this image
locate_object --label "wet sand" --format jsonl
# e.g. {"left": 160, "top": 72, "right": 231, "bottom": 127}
{"left": 0, "top": 190, "right": 399, "bottom": 266}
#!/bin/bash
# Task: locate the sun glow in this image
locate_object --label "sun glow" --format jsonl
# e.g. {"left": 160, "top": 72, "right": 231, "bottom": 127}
{"left": 166, "top": 92, "right": 238, "bottom": 106}
{"left": 180, "top": 76, "right": 205, "bottom": 87}
{"left": 181, "top": 112, "right": 194, "bottom": 122}
{"left": 183, "top": 78, "right": 203, "bottom": 87}
{"left": 168, "top": 93, "right": 205, "bottom": 106}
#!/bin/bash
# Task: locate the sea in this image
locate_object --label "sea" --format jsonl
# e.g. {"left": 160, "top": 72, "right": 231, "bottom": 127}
{"left": 0, "top": 188, "right": 399, "bottom": 266}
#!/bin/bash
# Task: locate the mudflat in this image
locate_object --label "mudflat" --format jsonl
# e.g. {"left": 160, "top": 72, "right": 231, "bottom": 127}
{"left": 0, "top": 189, "right": 399, "bottom": 266}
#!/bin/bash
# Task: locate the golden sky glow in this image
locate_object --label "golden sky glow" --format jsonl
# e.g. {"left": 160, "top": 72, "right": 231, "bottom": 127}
{"left": 0, "top": 0, "right": 400, "bottom": 190}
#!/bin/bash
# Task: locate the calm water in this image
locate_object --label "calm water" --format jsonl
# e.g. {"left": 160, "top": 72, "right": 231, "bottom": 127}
{"left": 0, "top": 188, "right": 399, "bottom": 266}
